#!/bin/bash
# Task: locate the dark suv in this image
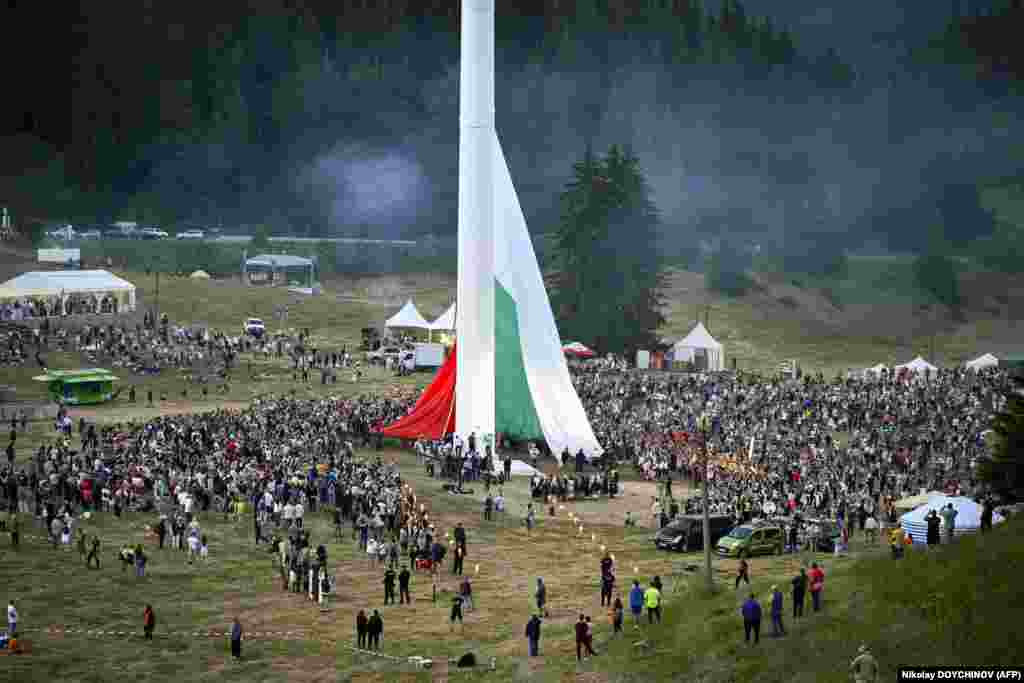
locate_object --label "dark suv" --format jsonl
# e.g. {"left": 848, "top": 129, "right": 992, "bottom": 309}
{"left": 655, "top": 514, "right": 734, "bottom": 552}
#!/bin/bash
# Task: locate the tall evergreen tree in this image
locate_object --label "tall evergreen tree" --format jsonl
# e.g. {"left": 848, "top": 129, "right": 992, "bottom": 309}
{"left": 977, "top": 375, "right": 1024, "bottom": 499}
{"left": 553, "top": 144, "right": 666, "bottom": 356}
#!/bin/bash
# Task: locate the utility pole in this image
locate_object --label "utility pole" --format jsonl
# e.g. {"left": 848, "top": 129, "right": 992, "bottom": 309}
{"left": 698, "top": 413, "right": 714, "bottom": 592}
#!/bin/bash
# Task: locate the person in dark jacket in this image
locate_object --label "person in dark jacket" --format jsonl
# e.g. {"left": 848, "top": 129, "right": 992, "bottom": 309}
{"left": 398, "top": 565, "right": 412, "bottom": 604}
{"left": 356, "top": 610, "right": 368, "bottom": 649}
{"left": 925, "top": 510, "right": 941, "bottom": 547}
{"left": 741, "top": 593, "right": 761, "bottom": 645}
{"left": 367, "top": 610, "right": 383, "bottom": 650}
{"left": 792, "top": 568, "right": 807, "bottom": 618}
{"left": 980, "top": 498, "right": 994, "bottom": 533}
{"left": 575, "top": 614, "right": 596, "bottom": 660}
{"left": 230, "top": 617, "right": 243, "bottom": 660}
{"left": 525, "top": 614, "right": 541, "bottom": 656}
{"left": 535, "top": 577, "right": 548, "bottom": 617}
{"left": 770, "top": 585, "right": 785, "bottom": 637}
{"left": 143, "top": 604, "right": 155, "bottom": 640}
{"left": 383, "top": 567, "right": 396, "bottom": 605}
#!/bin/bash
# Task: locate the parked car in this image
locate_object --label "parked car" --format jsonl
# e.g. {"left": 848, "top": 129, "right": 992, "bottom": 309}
{"left": 715, "top": 521, "right": 785, "bottom": 558}
{"left": 139, "top": 227, "right": 169, "bottom": 240}
{"left": 655, "top": 514, "right": 734, "bottom": 552}
{"left": 243, "top": 318, "right": 266, "bottom": 338}
{"left": 366, "top": 345, "right": 410, "bottom": 365}
{"left": 177, "top": 229, "right": 205, "bottom": 240}
{"left": 78, "top": 229, "right": 102, "bottom": 240}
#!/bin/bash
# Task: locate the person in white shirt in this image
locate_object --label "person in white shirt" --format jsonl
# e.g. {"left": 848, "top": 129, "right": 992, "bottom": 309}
{"left": 494, "top": 492, "right": 505, "bottom": 513}
{"left": 7, "top": 601, "right": 17, "bottom": 637}
{"left": 294, "top": 501, "right": 304, "bottom": 529}
{"left": 283, "top": 502, "right": 295, "bottom": 528}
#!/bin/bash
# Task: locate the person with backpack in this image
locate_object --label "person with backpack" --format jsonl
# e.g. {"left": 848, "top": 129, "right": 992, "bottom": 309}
{"left": 525, "top": 614, "right": 541, "bottom": 656}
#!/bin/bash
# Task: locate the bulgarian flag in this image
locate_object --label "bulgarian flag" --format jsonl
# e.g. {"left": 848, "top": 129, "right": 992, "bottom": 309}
{"left": 383, "top": 131, "right": 603, "bottom": 458}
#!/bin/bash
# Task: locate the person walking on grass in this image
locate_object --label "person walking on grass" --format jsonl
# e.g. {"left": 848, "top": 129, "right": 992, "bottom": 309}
{"left": 230, "top": 617, "right": 242, "bottom": 661}
{"left": 9, "top": 513, "right": 19, "bottom": 549}
{"left": 735, "top": 558, "right": 750, "bottom": 589}
{"left": 629, "top": 580, "right": 644, "bottom": 628}
{"left": 644, "top": 581, "right": 662, "bottom": 624}
{"left": 770, "top": 585, "right": 785, "bottom": 637}
{"left": 7, "top": 600, "right": 17, "bottom": 637}
{"left": 741, "top": 592, "right": 761, "bottom": 645}
{"left": 809, "top": 562, "right": 825, "bottom": 612}
{"left": 450, "top": 594, "right": 464, "bottom": 630}
{"left": 525, "top": 614, "right": 541, "bottom": 656}
{"left": 611, "top": 594, "right": 624, "bottom": 636}
{"left": 86, "top": 535, "right": 101, "bottom": 569}
{"left": 367, "top": 610, "right": 383, "bottom": 650}
{"left": 143, "top": 604, "right": 155, "bottom": 640}
{"left": 535, "top": 577, "right": 548, "bottom": 617}
{"left": 398, "top": 565, "right": 411, "bottom": 605}
{"left": 941, "top": 503, "right": 958, "bottom": 544}
{"left": 383, "top": 566, "right": 396, "bottom": 605}
{"left": 575, "top": 614, "right": 596, "bottom": 661}
{"left": 356, "top": 610, "right": 368, "bottom": 649}
{"left": 850, "top": 644, "right": 879, "bottom": 683}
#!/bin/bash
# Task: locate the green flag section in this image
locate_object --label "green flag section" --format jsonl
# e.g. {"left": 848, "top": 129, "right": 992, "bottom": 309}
{"left": 495, "top": 280, "right": 544, "bottom": 440}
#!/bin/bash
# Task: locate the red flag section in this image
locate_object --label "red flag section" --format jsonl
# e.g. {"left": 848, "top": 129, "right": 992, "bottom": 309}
{"left": 380, "top": 345, "right": 457, "bottom": 440}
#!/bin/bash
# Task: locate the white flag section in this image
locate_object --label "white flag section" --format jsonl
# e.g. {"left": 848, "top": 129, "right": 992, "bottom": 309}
{"left": 455, "top": 0, "right": 496, "bottom": 443}
{"left": 493, "top": 132, "right": 604, "bottom": 458}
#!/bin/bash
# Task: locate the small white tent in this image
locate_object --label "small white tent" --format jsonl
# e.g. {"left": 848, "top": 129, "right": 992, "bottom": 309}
{"left": 429, "top": 302, "right": 456, "bottom": 331}
{"left": 895, "top": 356, "right": 938, "bottom": 374}
{"left": 385, "top": 300, "right": 430, "bottom": 329}
{"left": 672, "top": 322, "right": 724, "bottom": 371}
{"left": 966, "top": 353, "right": 999, "bottom": 371}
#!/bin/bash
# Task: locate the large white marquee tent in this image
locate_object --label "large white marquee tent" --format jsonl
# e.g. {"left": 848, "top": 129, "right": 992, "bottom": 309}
{"left": 385, "top": 299, "right": 430, "bottom": 329}
{"left": 0, "top": 270, "right": 136, "bottom": 314}
{"left": 672, "top": 322, "right": 724, "bottom": 371}
{"left": 899, "top": 495, "right": 1003, "bottom": 544}
{"left": 429, "top": 302, "right": 456, "bottom": 331}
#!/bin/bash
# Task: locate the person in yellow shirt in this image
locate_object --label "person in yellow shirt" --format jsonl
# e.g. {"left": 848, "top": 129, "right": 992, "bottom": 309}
{"left": 643, "top": 583, "right": 661, "bottom": 624}
{"left": 889, "top": 527, "right": 905, "bottom": 559}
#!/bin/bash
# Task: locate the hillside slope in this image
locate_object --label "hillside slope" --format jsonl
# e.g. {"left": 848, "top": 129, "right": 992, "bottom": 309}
{"left": 598, "top": 518, "right": 1024, "bottom": 683}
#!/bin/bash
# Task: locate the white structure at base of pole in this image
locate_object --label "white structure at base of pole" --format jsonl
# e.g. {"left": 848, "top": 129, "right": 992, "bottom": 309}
{"left": 455, "top": 0, "right": 496, "bottom": 444}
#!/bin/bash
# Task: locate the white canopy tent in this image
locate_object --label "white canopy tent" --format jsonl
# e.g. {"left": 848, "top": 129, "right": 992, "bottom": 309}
{"left": 0, "top": 270, "right": 136, "bottom": 315}
{"left": 385, "top": 299, "right": 431, "bottom": 329}
{"left": 429, "top": 302, "right": 456, "bottom": 331}
{"left": 900, "top": 495, "right": 1004, "bottom": 544}
{"left": 966, "top": 353, "right": 999, "bottom": 371}
{"left": 672, "top": 322, "right": 724, "bottom": 371}
{"left": 863, "top": 363, "right": 889, "bottom": 378}
{"left": 895, "top": 356, "right": 938, "bottom": 374}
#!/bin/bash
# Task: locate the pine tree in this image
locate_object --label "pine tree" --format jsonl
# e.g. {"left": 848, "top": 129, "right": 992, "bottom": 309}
{"left": 977, "top": 376, "right": 1024, "bottom": 498}
{"left": 553, "top": 145, "right": 666, "bottom": 356}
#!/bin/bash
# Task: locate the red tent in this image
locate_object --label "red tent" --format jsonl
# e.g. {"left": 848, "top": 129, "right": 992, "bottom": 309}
{"left": 380, "top": 344, "right": 457, "bottom": 440}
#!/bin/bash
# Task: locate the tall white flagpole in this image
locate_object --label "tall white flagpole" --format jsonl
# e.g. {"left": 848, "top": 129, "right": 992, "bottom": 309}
{"left": 456, "top": 0, "right": 496, "bottom": 443}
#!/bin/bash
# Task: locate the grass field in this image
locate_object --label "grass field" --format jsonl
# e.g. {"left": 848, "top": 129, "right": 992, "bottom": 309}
{"left": 0, "top": 435, "right": 916, "bottom": 683}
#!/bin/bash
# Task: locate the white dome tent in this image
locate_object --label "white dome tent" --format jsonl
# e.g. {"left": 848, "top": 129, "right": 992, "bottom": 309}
{"left": 899, "top": 495, "right": 1004, "bottom": 544}
{"left": 672, "top": 322, "right": 724, "bottom": 371}
{"left": 385, "top": 300, "right": 431, "bottom": 330}
{"left": 965, "top": 353, "right": 999, "bottom": 371}
{"left": 895, "top": 356, "right": 938, "bottom": 374}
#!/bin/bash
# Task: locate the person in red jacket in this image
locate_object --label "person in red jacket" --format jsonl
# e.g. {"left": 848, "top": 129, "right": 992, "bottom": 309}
{"left": 143, "top": 604, "right": 155, "bottom": 640}
{"left": 808, "top": 562, "right": 825, "bottom": 612}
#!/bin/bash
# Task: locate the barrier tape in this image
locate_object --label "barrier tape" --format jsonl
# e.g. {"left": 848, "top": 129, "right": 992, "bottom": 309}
{"left": 17, "top": 625, "right": 450, "bottom": 663}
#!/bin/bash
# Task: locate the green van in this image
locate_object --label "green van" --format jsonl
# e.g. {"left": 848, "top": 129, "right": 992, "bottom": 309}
{"left": 715, "top": 522, "right": 784, "bottom": 558}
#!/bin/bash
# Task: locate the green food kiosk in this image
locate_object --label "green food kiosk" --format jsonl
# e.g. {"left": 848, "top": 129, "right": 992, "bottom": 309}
{"left": 34, "top": 369, "right": 119, "bottom": 405}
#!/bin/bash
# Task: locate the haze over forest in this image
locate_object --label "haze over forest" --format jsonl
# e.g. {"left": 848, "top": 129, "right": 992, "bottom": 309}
{"left": 4, "top": 0, "right": 1024, "bottom": 273}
